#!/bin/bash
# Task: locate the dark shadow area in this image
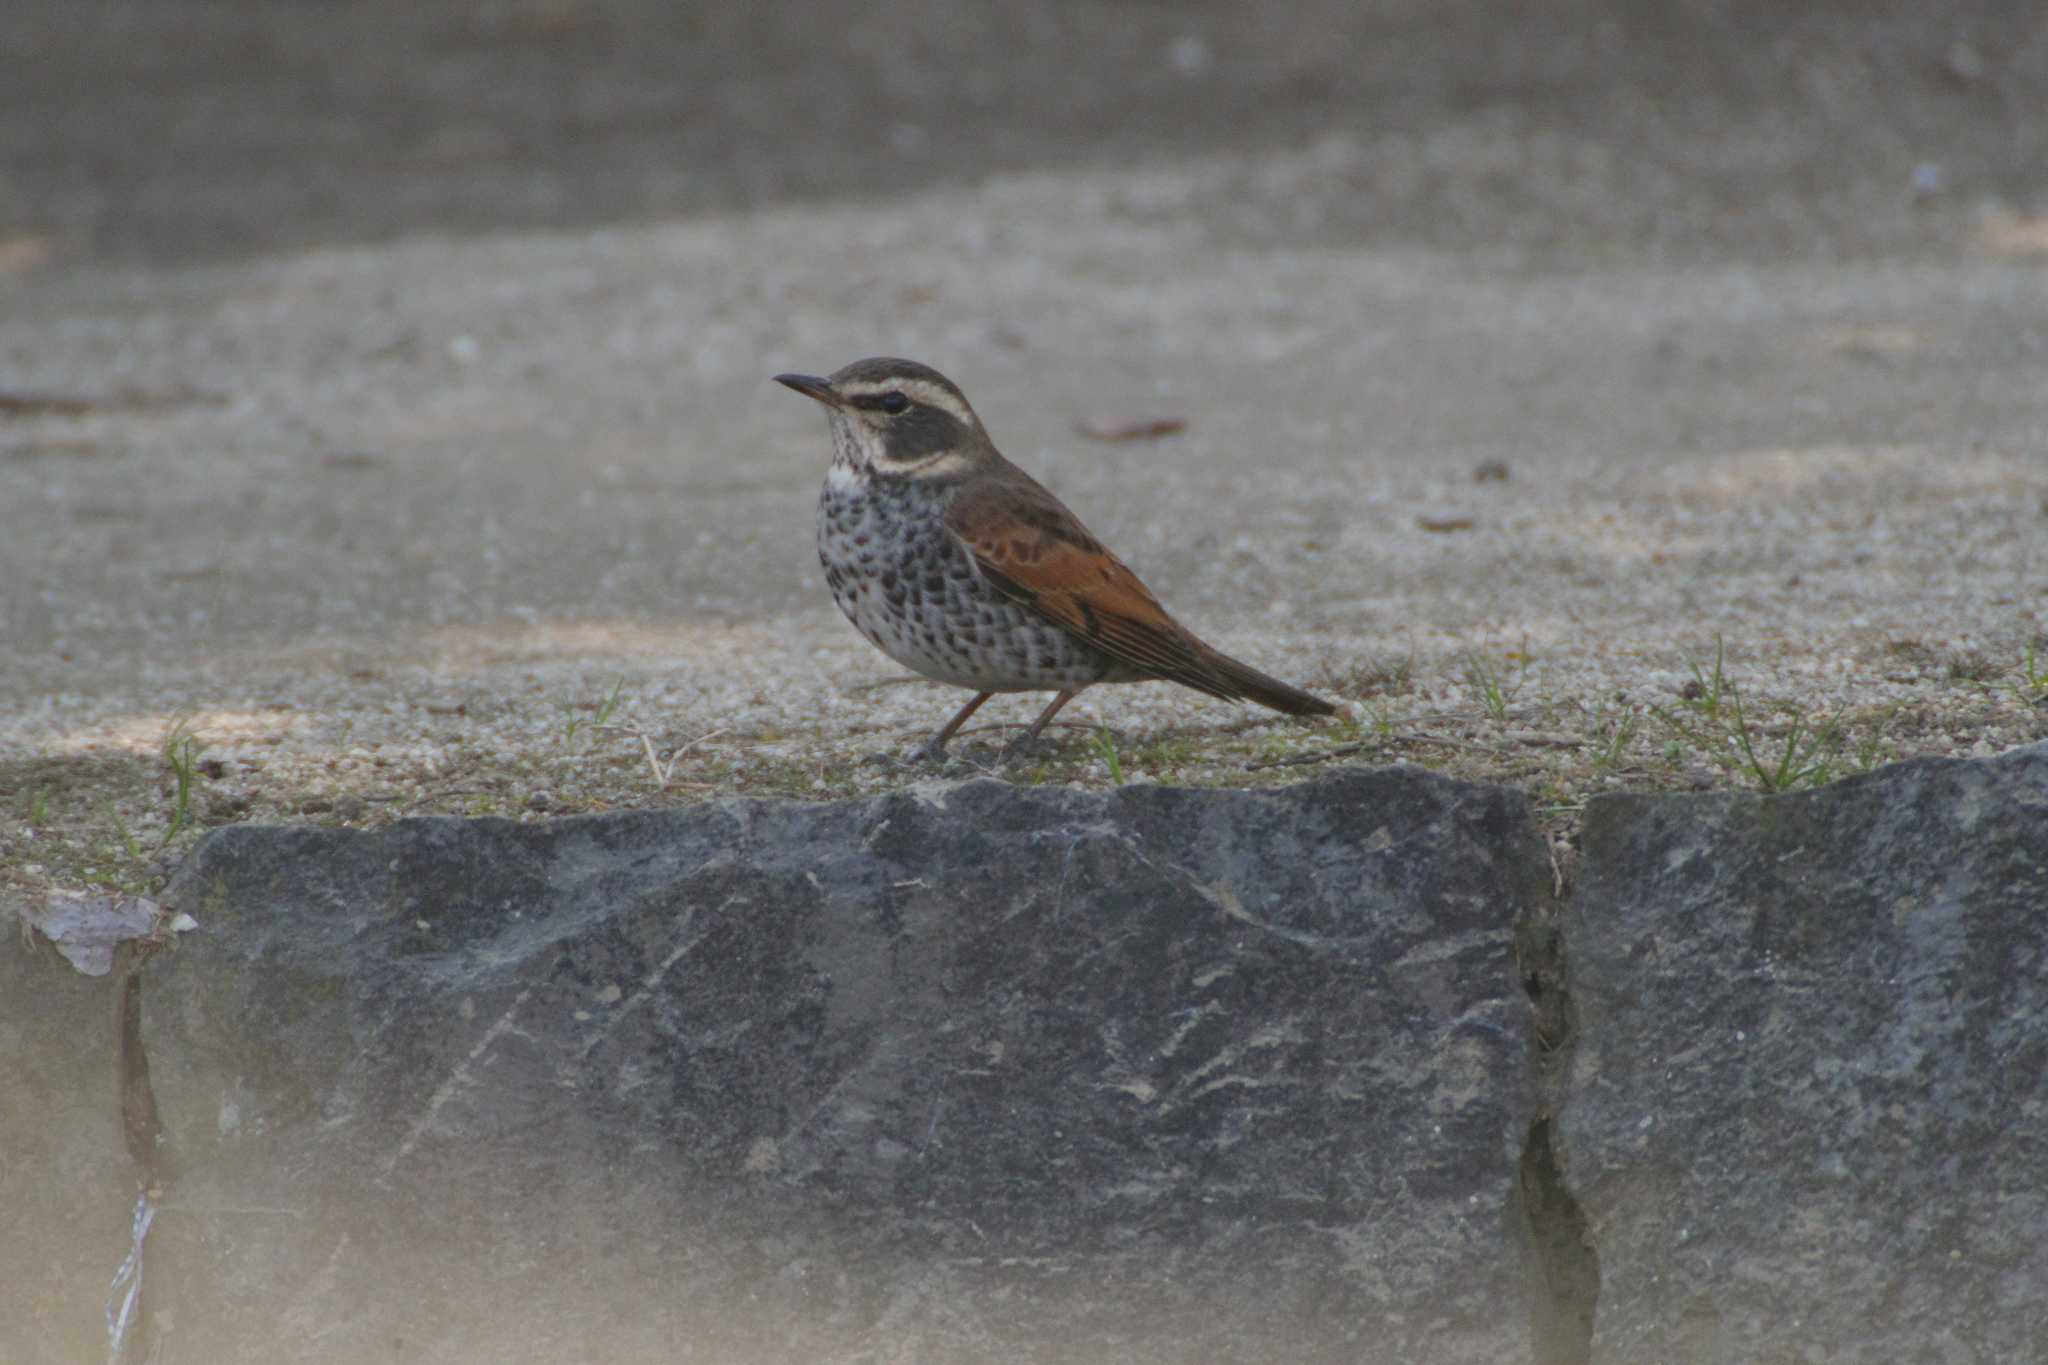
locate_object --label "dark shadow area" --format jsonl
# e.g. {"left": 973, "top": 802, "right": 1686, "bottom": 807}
{"left": 4, "top": 0, "right": 2043, "bottom": 265}
{"left": 1512, "top": 843, "right": 1597, "bottom": 1365}
{"left": 1515, "top": 1117, "right": 1600, "bottom": 1365}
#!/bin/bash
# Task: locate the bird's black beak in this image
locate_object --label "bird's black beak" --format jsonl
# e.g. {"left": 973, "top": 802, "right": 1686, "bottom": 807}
{"left": 774, "top": 372, "right": 843, "bottom": 408}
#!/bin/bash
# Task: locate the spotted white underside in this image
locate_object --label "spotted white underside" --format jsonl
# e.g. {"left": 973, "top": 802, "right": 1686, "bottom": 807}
{"left": 815, "top": 461, "right": 1116, "bottom": 693}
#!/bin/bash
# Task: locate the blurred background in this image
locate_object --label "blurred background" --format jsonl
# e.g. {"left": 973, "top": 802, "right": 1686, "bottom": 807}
{"left": 8, "top": 0, "right": 2044, "bottom": 264}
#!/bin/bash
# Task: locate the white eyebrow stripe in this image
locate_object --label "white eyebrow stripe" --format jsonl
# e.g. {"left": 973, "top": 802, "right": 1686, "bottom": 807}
{"left": 903, "top": 381, "right": 970, "bottom": 420}
{"left": 836, "top": 378, "right": 973, "bottom": 422}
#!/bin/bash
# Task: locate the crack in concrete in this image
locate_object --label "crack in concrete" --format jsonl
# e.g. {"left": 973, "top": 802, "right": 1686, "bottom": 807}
{"left": 1513, "top": 834, "right": 1600, "bottom": 1365}
{"left": 111, "top": 944, "right": 171, "bottom": 1365}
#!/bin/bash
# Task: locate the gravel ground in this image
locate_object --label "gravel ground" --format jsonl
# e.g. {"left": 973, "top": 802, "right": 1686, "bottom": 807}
{"left": 4, "top": 1, "right": 2047, "bottom": 903}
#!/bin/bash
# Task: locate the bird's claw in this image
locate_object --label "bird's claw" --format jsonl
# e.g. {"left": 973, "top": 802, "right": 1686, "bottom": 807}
{"left": 908, "top": 738, "right": 952, "bottom": 766}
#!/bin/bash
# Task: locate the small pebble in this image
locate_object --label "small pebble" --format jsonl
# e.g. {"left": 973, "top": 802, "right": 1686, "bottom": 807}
{"left": 1167, "top": 34, "right": 1211, "bottom": 76}
{"left": 1944, "top": 41, "right": 1984, "bottom": 83}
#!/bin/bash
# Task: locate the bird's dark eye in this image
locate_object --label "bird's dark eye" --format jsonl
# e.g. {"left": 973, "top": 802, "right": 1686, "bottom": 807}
{"left": 879, "top": 391, "right": 909, "bottom": 414}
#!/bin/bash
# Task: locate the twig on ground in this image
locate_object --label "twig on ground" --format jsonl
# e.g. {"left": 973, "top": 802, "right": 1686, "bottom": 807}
{"left": 1244, "top": 741, "right": 1373, "bottom": 771}
{"left": 601, "top": 725, "right": 726, "bottom": 792}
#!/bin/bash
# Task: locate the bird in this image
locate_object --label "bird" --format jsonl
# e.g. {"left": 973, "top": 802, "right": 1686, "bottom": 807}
{"left": 775, "top": 357, "right": 1335, "bottom": 760}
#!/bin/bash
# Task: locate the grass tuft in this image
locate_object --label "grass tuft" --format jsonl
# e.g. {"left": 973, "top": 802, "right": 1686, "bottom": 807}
{"left": 161, "top": 713, "right": 207, "bottom": 845}
{"left": 562, "top": 678, "right": 628, "bottom": 745}
{"left": 1651, "top": 638, "right": 1852, "bottom": 792}
{"left": 1462, "top": 653, "right": 1513, "bottom": 723}
{"left": 1091, "top": 726, "right": 1126, "bottom": 785}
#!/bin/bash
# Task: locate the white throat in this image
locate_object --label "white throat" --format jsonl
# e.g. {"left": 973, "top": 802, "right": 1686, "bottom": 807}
{"left": 826, "top": 411, "right": 873, "bottom": 471}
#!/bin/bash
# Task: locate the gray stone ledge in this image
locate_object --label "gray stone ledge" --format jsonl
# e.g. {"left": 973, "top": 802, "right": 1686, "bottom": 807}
{"left": 1561, "top": 741, "right": 2048, "bottom": 1363}
{"left": 9, "top": 742, "right": 2045, "bottom": 1363}
{"left": 12, "top": 767, "right": 1542, "bottom": 1364}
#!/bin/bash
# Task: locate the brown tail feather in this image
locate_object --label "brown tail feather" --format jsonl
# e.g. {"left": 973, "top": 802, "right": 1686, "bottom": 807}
{"left": 1198, "top": 647, "right": 1336, "bottom": 718}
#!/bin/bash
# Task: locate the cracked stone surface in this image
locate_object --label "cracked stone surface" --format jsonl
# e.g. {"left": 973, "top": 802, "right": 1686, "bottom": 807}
{"left": 1559, "top": 740, "right": 2048, "bottom": 1362}
{"left": 12, "top": 744, "right": 2048, "bottom": 1363}
{"left": 11, "top": 768, "right": 1540, "bottom": 1364}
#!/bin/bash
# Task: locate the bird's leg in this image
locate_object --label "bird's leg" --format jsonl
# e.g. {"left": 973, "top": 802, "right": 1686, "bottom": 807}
{"left": 1002, "top": 688, "right": 1083, "bottom": 760}
{"left": 912, "top": 691, "right": 994, "bottom": 763}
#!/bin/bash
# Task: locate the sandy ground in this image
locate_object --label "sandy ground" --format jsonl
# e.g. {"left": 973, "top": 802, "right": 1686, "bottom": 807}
{"left": 3, "top": 0, "right": 2046, "bottom": 899}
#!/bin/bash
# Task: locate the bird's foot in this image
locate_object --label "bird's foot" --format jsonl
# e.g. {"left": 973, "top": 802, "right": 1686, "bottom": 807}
{"left": 908, "top": 737, "right": 954, "bottom": 766}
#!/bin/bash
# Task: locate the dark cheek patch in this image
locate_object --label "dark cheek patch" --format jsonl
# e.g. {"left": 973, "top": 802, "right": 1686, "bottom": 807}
{"left": 887, "top": 406, "right": 967, "bottom": 459}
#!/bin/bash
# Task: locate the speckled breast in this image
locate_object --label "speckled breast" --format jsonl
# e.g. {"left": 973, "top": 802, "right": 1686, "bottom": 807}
{"left": 816, "top": 469, "right": 1112, "bottom": 692}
